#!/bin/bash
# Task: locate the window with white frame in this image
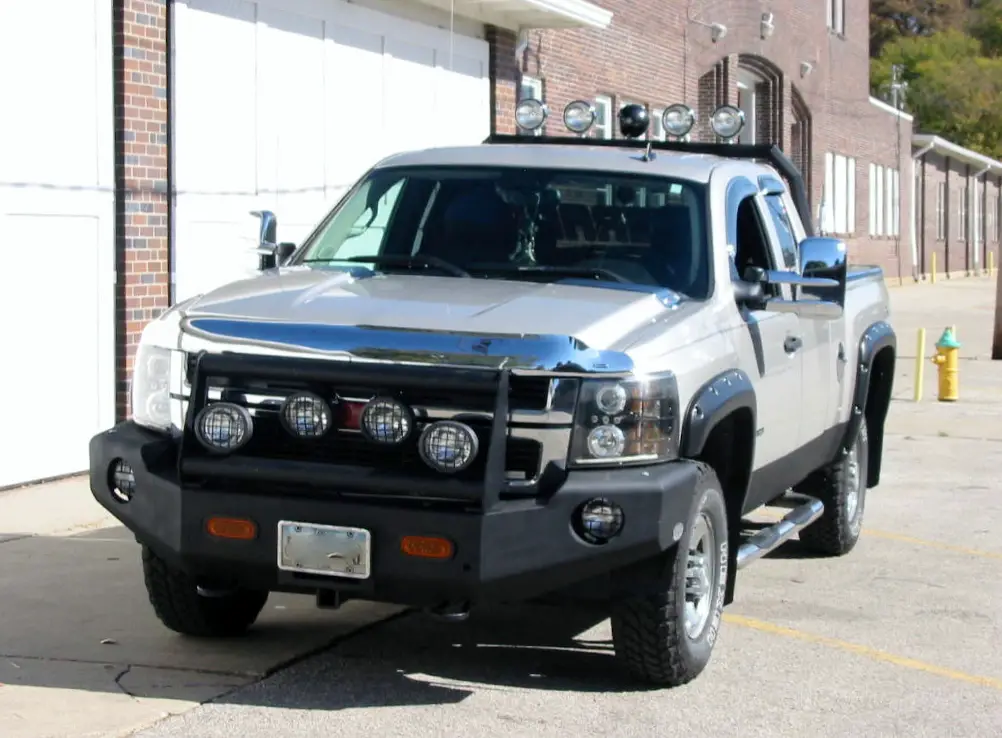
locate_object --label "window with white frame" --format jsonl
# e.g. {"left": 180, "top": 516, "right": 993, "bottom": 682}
{"left": 888, "top": 167, "right": 900, "bottom": 237}
{"left": 518, "top": 75, "right": 544, "bottom": 136}
{"left": 824, "top": 152, "right": 856, "bottom": 235}
{"left": 827, "top": 0, "right": 845, "bottom": 35}
{"left": 593, "top": 95, "right": 613, "bottom": 139}
{"left": 868, "top": 163, "right": 900, "bottom": 237}
{"left": 958, "top": 183, "right": 968, "bottom": 242}
{"left": 936, "top": 182, "right": 946, "bottom": 240}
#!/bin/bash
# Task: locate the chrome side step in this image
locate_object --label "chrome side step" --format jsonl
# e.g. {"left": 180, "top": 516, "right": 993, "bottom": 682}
{"left": 736, "top": 495, "right": 824, "bottom": 569}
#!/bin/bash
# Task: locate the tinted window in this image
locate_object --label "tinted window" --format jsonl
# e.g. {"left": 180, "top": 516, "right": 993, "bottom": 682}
{"left": 295, "top": 166, "right": 712, "bottom": 299}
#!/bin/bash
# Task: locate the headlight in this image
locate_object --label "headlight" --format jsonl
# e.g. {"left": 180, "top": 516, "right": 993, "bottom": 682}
{"left": 569, "top": 373, "right": 679, "bottom": 467}
{"left": 130, "top": 343, "right": 173, "bottom": 431}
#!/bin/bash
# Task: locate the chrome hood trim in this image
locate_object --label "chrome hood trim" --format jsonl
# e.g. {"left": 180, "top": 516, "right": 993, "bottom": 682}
{"left": 180, "top": 318, "right": 635, "bottom": 377}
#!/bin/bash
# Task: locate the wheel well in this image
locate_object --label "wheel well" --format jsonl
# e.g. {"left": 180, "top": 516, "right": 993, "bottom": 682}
{"left": 863, "top": 346, "right": 895, "bottom": 486}
{"left": 692, "top": 408, "right": 755, "bottom": 605}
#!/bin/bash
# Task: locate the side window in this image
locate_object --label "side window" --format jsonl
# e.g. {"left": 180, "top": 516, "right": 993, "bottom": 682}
{"left": 728, "top": 183, "right": 780, "bottom": 298}
{"left": 764, "top": 193, "right": 798, "bottom": 268}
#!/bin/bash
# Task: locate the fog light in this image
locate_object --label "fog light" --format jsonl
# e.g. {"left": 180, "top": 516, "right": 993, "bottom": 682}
{"left": 361, "top": 397, "right": 413, "bottom": 444}
{"left": 574, "top": 498, "right": 625, "bottom": 545}
{"left": 195, "top": 402, "right": 253, "bottom": 453}
{"left": 109, "top": 459, "right": 135, "bottom": 503}
{"left": 280, "top": 392, "right": 332, "bottom": 438}
{"left": 418, "top": 420, "right": 479, "bottom": 473}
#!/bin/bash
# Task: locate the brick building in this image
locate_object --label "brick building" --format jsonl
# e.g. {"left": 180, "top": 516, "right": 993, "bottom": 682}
{"left": 1, "top": 0, "right": 998, "bottom": 488}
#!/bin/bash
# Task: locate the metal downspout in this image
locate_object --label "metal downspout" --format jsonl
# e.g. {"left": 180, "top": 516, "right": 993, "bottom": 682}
{"left": 911, "top": 142, "right": 935, "bottom": 280}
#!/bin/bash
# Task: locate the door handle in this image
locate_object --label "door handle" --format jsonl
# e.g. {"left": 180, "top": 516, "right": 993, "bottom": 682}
{"left": 784, "top": 335, "right": 803, "bottom": 354}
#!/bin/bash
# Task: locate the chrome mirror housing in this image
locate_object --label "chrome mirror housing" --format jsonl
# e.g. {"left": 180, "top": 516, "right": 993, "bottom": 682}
{"left": 798, "top": 236, "right": 848, "bottom": 306}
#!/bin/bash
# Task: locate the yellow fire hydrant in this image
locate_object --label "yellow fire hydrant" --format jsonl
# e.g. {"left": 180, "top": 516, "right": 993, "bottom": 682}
{"left": 930, "top": 327, "right": 961, "bottom": 402}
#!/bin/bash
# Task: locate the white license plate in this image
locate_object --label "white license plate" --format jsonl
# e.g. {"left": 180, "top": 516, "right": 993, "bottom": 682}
{"left": 277, "top": 521, "right": 371, "bottom": 579}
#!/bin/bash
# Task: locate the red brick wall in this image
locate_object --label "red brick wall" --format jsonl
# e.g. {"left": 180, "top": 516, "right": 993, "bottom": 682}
{"left": 113, "top": 0, "right": 170, "bottom": 418}
{"left": 488, "top": 0, "right": 913, "bottom": 278}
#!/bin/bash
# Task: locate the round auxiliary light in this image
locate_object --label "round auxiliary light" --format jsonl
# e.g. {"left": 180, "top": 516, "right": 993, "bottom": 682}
{"left": 618, "top": 103, "right": 650, "bottom": 139}
{"left": 109, "top": 459, "right": 136, "bottom": 503}
{"left": 360, "top": 397, "right": 414, "bottom": 444}
{"left": 710, "top": 105, "right": 745, "bottom": 140}
{"left": 563, "top": 100, "right": 596, "bottom": 134}
{"left": 575, "top": 498, "right": 625, "bottom": 545}
{"left": 280, "top": 392, "right": 332, "bottom": 438}
{"left": 595, "top": 384, "right": 629, "bottom": 416}
{"left": 418, "top": 420, "right": 479, "bottom": 474}
{"left": 662, "top": 104, "right": 696, "bottom": 138}
{"left": 515, "top": 98, "right": 548, "bottom": 132}
{"left": 586, "top": 424, "right": 626, "bottom": 459}
{"left": 195, "top": 402, "right": 253, "bottom": 453}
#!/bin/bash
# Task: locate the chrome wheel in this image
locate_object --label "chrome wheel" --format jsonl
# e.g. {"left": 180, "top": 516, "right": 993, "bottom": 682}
{"left": 846, "top": 436, "right": 866, "bottom": 533}
{"left": 684, "top": 512, "right": 717, "bottom": 639}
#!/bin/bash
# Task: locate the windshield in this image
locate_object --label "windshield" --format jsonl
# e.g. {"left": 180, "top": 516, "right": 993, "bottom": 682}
{"left": 292, "top": 165, "right": 711, "bottom": 299}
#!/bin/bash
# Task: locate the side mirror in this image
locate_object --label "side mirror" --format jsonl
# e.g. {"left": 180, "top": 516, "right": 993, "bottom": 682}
{"left": 251, "top": 210, "right": 284, "bottom": 270}
{"left": 740, "top": 237, "right": 848, "bottom": 320}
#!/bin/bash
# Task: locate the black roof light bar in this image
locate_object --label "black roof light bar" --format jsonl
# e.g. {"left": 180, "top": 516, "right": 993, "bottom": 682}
{"left": 488, "top": 99, "right": 816, "bottom": 237}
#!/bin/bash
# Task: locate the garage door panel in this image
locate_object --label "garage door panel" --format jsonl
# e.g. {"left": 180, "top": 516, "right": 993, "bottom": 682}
{"left": 175, "top": 0, "right": 257, "bottom": 194}
{"left": 0, "top": 0, "right": 103, "bottom": 188}
{"left": 0, "top": 209, "right": 108, "bottom": 485}
{"left": 384, "top": 38, "right": 439, "bottom": 151}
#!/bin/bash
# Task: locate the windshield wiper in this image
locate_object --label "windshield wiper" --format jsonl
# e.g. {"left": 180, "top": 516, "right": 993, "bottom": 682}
{"left": 301, "top": 255, "right": 471, "bottom": 278}
{"left": 467, "top": 263, "right": 631, "bottom": 284}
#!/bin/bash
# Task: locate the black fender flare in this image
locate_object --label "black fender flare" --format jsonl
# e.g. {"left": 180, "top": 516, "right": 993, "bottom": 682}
{"left": 680, "top": 369, "right": 757, "bottom": 459}
{"left": 840, "top": 320, "right": 896, "bottom": 482}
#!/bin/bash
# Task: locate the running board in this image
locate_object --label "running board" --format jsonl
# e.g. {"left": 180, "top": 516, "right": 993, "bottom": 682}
{"left": 736, "top": 496, "right": 824, "bottom": 569}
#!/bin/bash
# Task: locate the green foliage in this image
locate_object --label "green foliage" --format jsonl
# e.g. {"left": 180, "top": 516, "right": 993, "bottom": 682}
{"left": 871, "top": 1, "right": 1002, "bottom": 158}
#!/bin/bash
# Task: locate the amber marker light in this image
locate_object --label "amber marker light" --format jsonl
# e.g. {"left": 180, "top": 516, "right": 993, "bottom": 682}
{"left": 206, "top": 517, "right": 257, "bottom": 540}
{"left": 401, "top": 535, "right": 455, "bottom": 559}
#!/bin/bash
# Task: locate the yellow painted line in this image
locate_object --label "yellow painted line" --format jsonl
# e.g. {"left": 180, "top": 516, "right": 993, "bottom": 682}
{"left": 724, "top": 613, "right": 1002, "bottom": 692}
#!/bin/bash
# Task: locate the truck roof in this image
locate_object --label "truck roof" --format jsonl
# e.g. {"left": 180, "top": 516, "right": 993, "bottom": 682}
{"left": 374, "top": 141, "right": 740, "bottom": 184}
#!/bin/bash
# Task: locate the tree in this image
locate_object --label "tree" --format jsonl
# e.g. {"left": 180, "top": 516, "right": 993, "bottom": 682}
{"left": 870, "top": 0, "right": 971, "bottom": 57}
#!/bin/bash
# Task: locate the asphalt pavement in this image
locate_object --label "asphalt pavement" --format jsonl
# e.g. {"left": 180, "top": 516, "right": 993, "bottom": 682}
{"left": 3, "top": 274, "right": 1001, "bottom": 738}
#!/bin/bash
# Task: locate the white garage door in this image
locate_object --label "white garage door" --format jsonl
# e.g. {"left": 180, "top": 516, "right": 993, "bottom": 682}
{"left": 0, "top": 0, "right": 116, "bottom": 489}
{"left": 173, "top": 0, "right": 491, "bottom": 302}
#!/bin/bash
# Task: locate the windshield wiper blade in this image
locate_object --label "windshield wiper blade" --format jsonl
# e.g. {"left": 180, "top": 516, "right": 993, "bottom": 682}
{"left": 467, "top": 263, "right": 631, "bottom": 284}
{"left": 302, "top": 255, "right": 471, "bottom": 278}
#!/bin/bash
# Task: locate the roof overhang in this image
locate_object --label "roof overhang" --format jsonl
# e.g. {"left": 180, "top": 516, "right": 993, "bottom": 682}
{"left": 912, "top": 134, "right": 1002, "bottom": 175}
{"left": 411, "top": 0, "right": 613, "bottom": 30}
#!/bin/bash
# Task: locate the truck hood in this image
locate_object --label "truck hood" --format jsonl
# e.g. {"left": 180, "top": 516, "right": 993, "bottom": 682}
{"left": 178, "top": 267, "right": 692, "bottom": 357}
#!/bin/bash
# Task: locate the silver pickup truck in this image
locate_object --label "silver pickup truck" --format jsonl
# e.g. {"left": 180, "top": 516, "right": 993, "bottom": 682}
{"left": 89, "top": 101, "right": 896, "bottom": 687}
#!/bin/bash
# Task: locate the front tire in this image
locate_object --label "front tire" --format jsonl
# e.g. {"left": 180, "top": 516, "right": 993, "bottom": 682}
{"left": 142, "top": 546, "right": 269, "bottom": 637}
{"left": 797, "top": 417, "right": 869, "bottom": 556}
{"left": 610, "top": 462, "right": 729, "bottom": 687}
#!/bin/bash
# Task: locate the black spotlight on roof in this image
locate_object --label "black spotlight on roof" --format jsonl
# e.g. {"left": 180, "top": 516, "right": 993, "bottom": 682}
{"left": 618, "top": 104, "right": 650, "bottom": 139}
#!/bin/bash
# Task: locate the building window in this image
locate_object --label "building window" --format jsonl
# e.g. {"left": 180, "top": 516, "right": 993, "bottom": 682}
{"left": 827, "top": 0, "right": 845, "bottom": 35}
{"left": 888, "top": 168, "right": 900, "bottom": 237}
{"left": 936, "top": 182, "right": 946, "bottom": 241}
{"left": 824, "top": 152, "right": 855, "bottom": 235}
{"left": 518, "top": 75, "right": 543, "bottom": 136}
{"left": 593, "top": 95, "right": 613, "bottom": 139}
{"left": 958, "top": 183, "right": 968, "bottom": 242}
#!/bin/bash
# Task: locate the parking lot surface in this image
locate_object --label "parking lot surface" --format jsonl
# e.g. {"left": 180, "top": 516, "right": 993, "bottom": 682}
{"left": 3, "top": 276, "right": 1001, "bottom": 738}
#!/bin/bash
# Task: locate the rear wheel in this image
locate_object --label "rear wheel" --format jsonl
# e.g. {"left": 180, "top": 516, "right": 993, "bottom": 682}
{"left": 797, "top": 417, "right": 869, "bottom": 556}
{"left": 142, "top": 546, "right": 269, "bottom": 637}
{"left": 610, "top": 463, "right": 729, "bottom": 687}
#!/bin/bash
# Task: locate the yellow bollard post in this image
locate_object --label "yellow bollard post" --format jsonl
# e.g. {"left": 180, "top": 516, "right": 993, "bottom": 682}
{"left": 931, "top": 252, "right": 937, "bottom": 283}
{"left": 930, "top": 327, "right": 961, "bottom": 402}
{"left": 914, "top": 327, "right": 926, "bottom": 402}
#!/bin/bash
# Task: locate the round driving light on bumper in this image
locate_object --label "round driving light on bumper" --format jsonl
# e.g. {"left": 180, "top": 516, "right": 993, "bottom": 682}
{"left": 662, "top": 104, "right": 696, "bottom": 138}
{"left": 574, "top": 498, "right": 625, "bottom": 545}
{"left": 418, "top": 420, "right": 479, "bottom": 473}
{"left": 195, "top": 402, "right": 253, "bottom": 453}
{"left": 360, "top": 397, "right": 414, "bottom": 444}
{"left": 563, "top": 100, "right": 596, "bottom": 134}
{"left": 109, "top": 459, "right": 136, "bottom": 503}
{"left": 280, "top": 392, "right": 332, "bottom": 438}
{"left": 586, "top": 424, "right": 626, "bottom": 458}
{"left": 710, "top": 104, "right": 745, "bottom": 140}
{"left": 515, "top": 98, "right": 548, "bottom": 132}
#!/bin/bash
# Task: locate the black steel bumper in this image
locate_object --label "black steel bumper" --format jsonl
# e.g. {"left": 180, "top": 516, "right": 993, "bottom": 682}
{"left": 90, "top": 421, "right": 701, "bottom": 608}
